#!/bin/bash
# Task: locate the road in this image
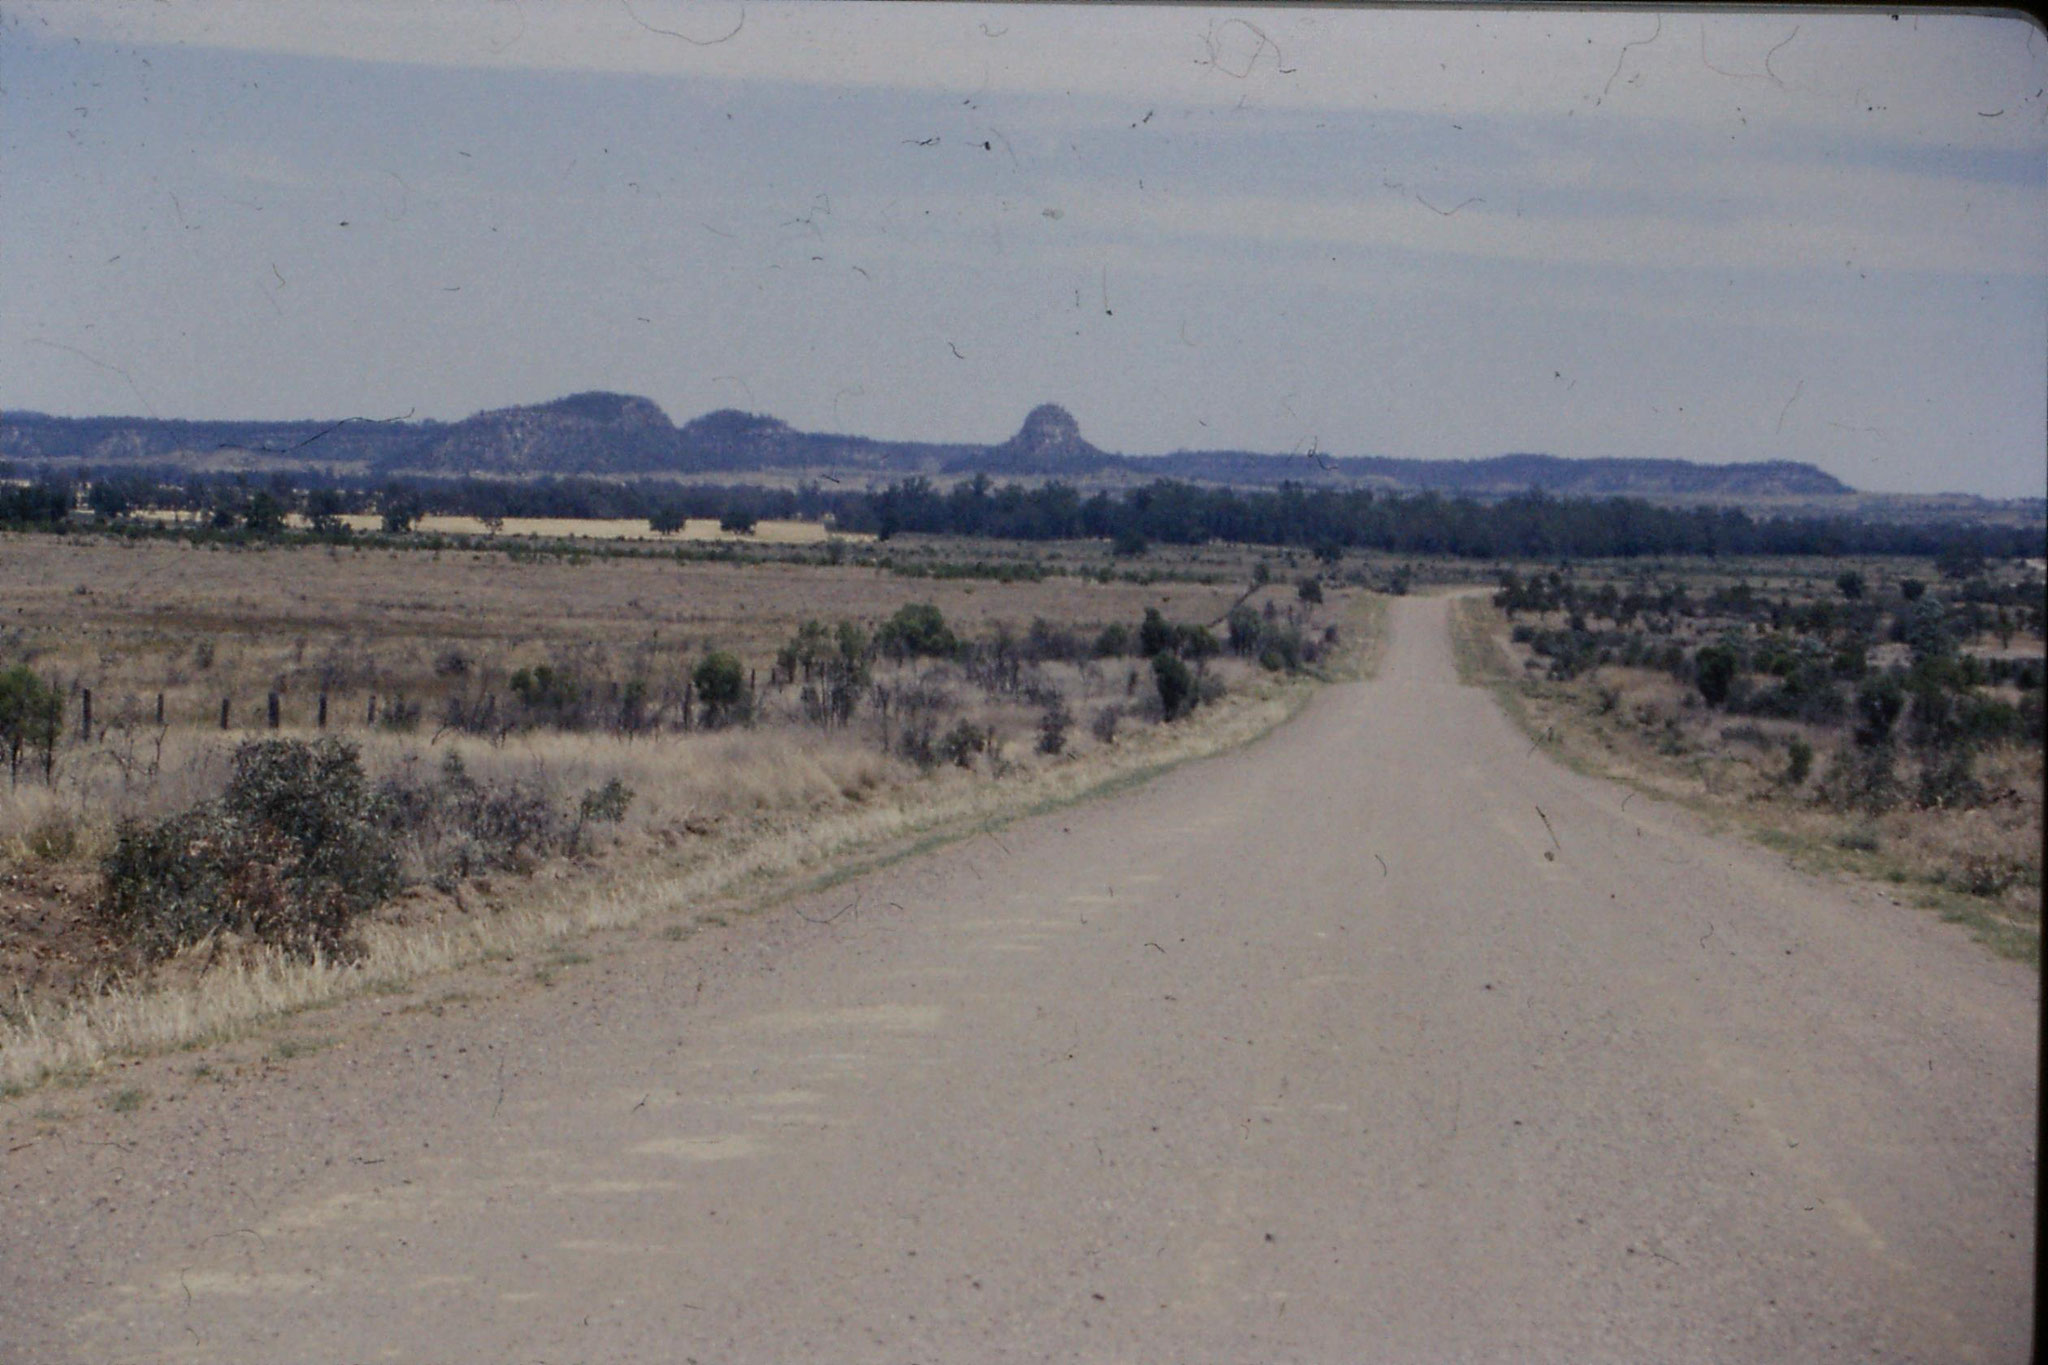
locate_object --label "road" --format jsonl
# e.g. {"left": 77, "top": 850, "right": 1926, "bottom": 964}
{"left": 3, "top": 593, "right": 2035, "bottom": 1363}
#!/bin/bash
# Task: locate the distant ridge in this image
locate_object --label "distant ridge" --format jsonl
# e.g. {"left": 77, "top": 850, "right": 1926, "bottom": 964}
{"left": 2, "top": 392, "right": 1855, "bottom": 499}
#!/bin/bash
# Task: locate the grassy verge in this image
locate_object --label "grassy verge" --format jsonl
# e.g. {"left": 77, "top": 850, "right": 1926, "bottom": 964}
{"left": 0, "top": 601, "right": 1367, "bottom": 1096}
{"left": 1449, "top": 596, "right": 2039, "bottom": 965}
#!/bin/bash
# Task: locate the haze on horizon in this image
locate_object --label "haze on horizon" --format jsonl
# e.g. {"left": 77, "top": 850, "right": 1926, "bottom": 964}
{"left": 4, "top": 2, "right": 2045, "bottom": 498}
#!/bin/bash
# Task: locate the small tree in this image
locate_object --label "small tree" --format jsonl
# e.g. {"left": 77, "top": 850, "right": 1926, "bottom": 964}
{"left": 306, "top": 488, "right": 347, "bottom": 535}
{"left": 692, "top": 651, "right": 747, "bottom": 725}
{"left": 876, "top": 603, "right": 957, "bottom": 660}
{"left": 1296, "top": 576, "right": 1324, "bottom": 606}
{"left": 1694, "top": 645, "right": 1739, "bottom": 707}
{"left": 649, "top": 505, "right": 688, "bottom": 536}
{"left": 0, "top": 666, "right": 62, "bottom": 785}
{"left": 1153, "top": 653, "right": 1195, "bottom": 721}
{"left": 1835, "top": 570, "right": 1865, "bottom": 601}
{"left": 719, "top": 507, "right": 758, "bottom": 535}
{"left": 245, "top": 491, "right": 288, "bottom": 536}
{"left": 1138, "top": 607, "right": 1174, "bottom": 658}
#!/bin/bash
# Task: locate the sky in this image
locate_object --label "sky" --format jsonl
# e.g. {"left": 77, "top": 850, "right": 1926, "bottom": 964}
{"left": 3, "top": 3, "right": 2046, "bottom": 497}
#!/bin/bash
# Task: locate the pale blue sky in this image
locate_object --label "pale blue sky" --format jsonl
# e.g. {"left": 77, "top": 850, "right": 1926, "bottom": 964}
{"left": 4, "top": 3, "right": 2045, "bottom": 496}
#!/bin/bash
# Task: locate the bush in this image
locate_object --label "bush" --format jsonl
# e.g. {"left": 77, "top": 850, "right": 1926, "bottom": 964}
{"left": 1153, "top": 653, "right": 1195, "bottom": 721}
{"left": 876, "top": 603, "right": 958, "bottom": 660}
{"left": 1694, "top": 645, "right": 1738, "bottom": 707}
{"left": 99, "top": 739, "right": 399, "bottom": 962}
{"left": 1036, "top": 700, "right": 1071, "bottom": 755}
{"left": 939, "top": 719, "right": 992, "bottom": 768}
{"left": 579, "top": 777, "right": 634, "bottom": 825}
{"left": 1821, "top": 743, "right": 1901, "bottom": 814}
{"left": 1092, "top": 624, "right": 1130, "bottom": 658}
{"left": 1915, "top": 747, "right": 1982, "bottom": 811}
{"left": 692, "top": 651, "right": 747, "bottom": 723}
{"left": 1138, "top": 608, "right": 1175, "bottom": 659}
{"left": 1227, "top": 606, "right": 1264, "bottom": 655}
{"left": 1091, "top": 705, "right": 1122, "bottom": 745}
{"left": 378, "top": 750, "right": 570, "bottom": 889}
{"left": 1784, "top": 738, "right": 1814, "bottom": 787}
{"left": 1853, "top": 674, "right": 1905, "bottom": 747}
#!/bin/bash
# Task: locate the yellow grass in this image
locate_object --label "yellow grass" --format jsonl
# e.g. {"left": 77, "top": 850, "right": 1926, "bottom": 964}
{"left": 0, "top": 529, "right": 1372, "bottom": 1092}
{"left": 0, "top": 664, "right": 1321, "bottom": 1094}
{"left": 128, "top": 509, "right": 866, "bottom": 543}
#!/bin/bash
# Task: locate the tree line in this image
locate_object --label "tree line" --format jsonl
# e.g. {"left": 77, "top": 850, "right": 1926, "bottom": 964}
{"left": 5, "top": 467, "right": 2041, "bottom": 563}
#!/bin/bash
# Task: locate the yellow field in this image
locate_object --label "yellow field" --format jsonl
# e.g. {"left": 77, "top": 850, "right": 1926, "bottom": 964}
{"left": 128, "top": 509, "right": 866, "bottom": 544}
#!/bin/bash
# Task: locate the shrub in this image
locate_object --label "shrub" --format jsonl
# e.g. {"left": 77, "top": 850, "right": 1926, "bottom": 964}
{"left": 1227, "top": 606, "right": 1264, "bottom": 655}
{"left": 1257, "top": 623, "right": 1305, "bottom": 672}
{"left": 1092, "top": 624, "right": 1130, "bottom": 658}
{"left": 1176, "top": 624, "right": 1220, "bottom": 661}
{"left": 1915, "top": 747, "right": 1982, "bottom": 811}
{"left": 1821, "top": 743, "right": 1901, "bottom": 814}
{"left": 719, "top": 507, "right": 758, "bottom": 534}
{"left": 1138, "top": 608, "right": 1175, "bottom": 659}
{"left": 876, "top": 603, "right": 957, "bottom": 660}
{"left": 99, "top": 739, "right": 399, "bottom": 962}
{"left": 1036, "top": 700, "right": 1071, "bottom": 755}
{"left": 578, "top": 777, "right": 634, "bottom": 825}
{"left": 939, "top": 719, "right": 991, "bottom": 768}
{"left": 508, "top": 663, "right": 582, "bottom": 724}
{"left": 1694, "top": 645, "right": 1738, "bottom": 707}
{"left": 378, "top": 750, "right": 570, "bottom": 889}
{"left": 1091, "top": 705, "right": 1122, "bottom": 745}
{"left": 1784, "top": 738, "right": 1814, "bottom": 787}
{"left": 1853, "top": 674, "right": 1905, "bottom": 747}
{"left": 1296, "top": 576, "right": 1323, "bottom": 605}
{"left": 692, "top": 651, "right": 747, "bottom": 723}
{"left": 1153, "top": 653, "right": 1195, "bottom": 721}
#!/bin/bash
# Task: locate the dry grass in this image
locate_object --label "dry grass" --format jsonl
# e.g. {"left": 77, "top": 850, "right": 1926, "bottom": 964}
{"left": 1451, "top": 596, "right": 2041, "bottom": 961}
{"left": 130, "top": 511, "right": 869, "bottom": 543}
{"left": 0, "top": 529, "right": 1370, "bottom": 1092}
{"left": 0, "top": 662, "right": 1320, "bottom": 1094}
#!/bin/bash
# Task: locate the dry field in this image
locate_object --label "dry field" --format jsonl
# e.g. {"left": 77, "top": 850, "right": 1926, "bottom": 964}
{"left": 0, "top": 531, "right": 1364, "bottom": 1090}
{"left": 131, "top": 511, "right": 868, "bottom": 544}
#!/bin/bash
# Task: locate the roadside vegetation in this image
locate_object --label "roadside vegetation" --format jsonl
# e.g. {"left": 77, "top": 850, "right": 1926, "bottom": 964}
{"left": 0, "top": 531, "right": 1357, "bottom": 1092}
{"left": 1452, "top": 554, "right": 2044, "bottom": 960}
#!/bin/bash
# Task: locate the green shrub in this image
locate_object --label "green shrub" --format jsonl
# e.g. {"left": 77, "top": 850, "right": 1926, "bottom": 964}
{"left": 1092, "top": 624, "right": 1130, "bottom": 658}
{"left": 876, "top": 603, "right": 958, "bottom": 660}
{"left": 1784, "top": 737, "right": 1814, "bottom": 787}
{"left": 579, "top": 778, "right": 634, "bottom": 825}
{"left": 692, "top": 651, "right": 747, "bottom": 723}
{"left": 99, "top": 738, "right": 399, "bottom": 962}
{"left": 1694, "top": 645, "right": 1738, "bottom": 707}
{"left": 1153, "top": 653, "right": 1195, "bottom": 721}
{"left": 1138, "top": 607, "right": 1175, "bottom": 658}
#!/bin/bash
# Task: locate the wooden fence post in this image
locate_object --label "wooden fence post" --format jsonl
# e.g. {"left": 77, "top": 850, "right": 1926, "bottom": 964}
{"left": 267, "top": 692, "right": 281, "bottom": 729}
{"left": 317, "top": 693, "right": 328, "bottom": 729}
{"left": 221, "top": 697, "right": 231, "bottom": 730}
{"left": 79, "top": 689, "right": 92, "bottom": 741}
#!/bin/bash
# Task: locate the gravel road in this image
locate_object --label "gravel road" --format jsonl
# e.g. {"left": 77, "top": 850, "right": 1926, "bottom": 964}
{"left": 3, "top": 593, "right": 2035, "bottom": 1363}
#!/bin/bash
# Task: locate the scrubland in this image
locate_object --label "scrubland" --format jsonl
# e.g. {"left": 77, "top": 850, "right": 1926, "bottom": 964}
{"left": 0, "top": 530, "right": 1365, "bottom": 1091}
{"left": 1450, "top": 557, "right": 2043, "bottom": 960}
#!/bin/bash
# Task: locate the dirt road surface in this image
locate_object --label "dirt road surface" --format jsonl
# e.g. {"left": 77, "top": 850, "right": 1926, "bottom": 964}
{"left": 3, "top": 594, "right": 2035, "bottom": 1362}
